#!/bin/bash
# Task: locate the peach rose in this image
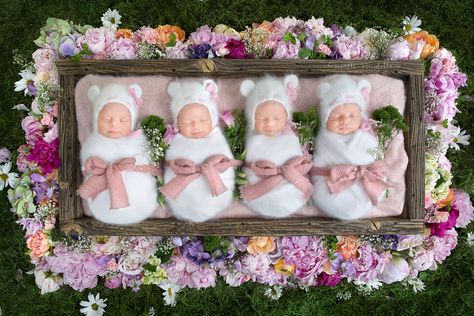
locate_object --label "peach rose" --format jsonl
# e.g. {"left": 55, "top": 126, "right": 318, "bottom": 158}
{"left": 116, "top": 28, "right": 133, "bottom": 39}
{"left": 436, "top": 189, "right": 454, "bottom": 208}
{"left": 26, "top": 230, "right": 50, "bottom": 258}
{"left": 253, "top": 20, "right": 274, "bottom": 32}
{"left": 337, "top": 236, "right": 360, "bottom": 260}
{"left": 156, "top": 25, "right": 185, "bottom": 46}
{"left": 246, "top": 236, "right": 276, "bottom": 254}
{"left": 274, "top": 258, "right": 295, "bottom": 275}
{"left": 405, "top": 31, "right": 439, "bottom": 59}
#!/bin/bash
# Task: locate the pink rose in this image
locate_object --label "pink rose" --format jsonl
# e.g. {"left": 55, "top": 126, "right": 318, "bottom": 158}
{"left": 109, "top": 38, "right": 138, "bottom": 59}
{"left": 118, "top": 252, "right": 145, "bottom": 275}
{"left": 26, "top": 230, "right": 50, "bottom": 259}
{"left": 134, "top": 26, "right": 159, "bottom": 45}
{"left": 40, "top": 113, "right": 53, "bottom": 126}
{"left": 316, "top": 43, "right": 332, "bottom": 56}
{"left": 21, "top": 115, "right": 43, "bottom": 144}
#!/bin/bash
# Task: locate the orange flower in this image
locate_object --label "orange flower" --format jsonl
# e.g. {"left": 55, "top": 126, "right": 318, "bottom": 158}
{"left": 337, "top": 236, "right": 360, "bottom": 260}
{"left": 405, "top": 31, "right": 439, "bottom": 59}
{"left": 116, "top": 28, "right": 133, "bottom": 39}
{"left": 273, "top": 258, "right": 295, "bottom": 275}
{"left": 246, "top": 236, "right": 276, "bottom": 254}
{"left": 26, "top": 230, "right": 50, "bottom": 258}
{"left": 436, "top": 189, "right": 454, "bottom": 208}
{"left": 156, "top": 25, "right": 185, "bottom": 46}
{"left": 252, "top": 20, "right": 274, "bottom": 32}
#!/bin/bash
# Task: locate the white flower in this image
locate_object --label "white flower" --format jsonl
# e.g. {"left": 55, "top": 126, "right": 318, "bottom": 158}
{"left": 0, "top": 162, "right": 19, "bottom": 190}
{"left": 407, "top": 278, "right": 425, "bottom": 293}
{"left": 402, "top": 15, "right": 422, "bottom": 34}
{"left": 101, "top": 9, "right": 121, "bottom": 31}
{"left": 449, "top": 126, "right": 470, "bottom": 150}
{"left": 264, "top": 285, "right": 283, "bottom": 300}
{"left": 14, "top": 69, "right": 35, "bottom": 96}
{"left": 159, "top": 280, "right": 180, "bottom": 307}
{"left": 12, "top": 103, "right": 29, "bottom": 111}
{"left": 343, "top": 25, "right": 358, "bottom": 37}
{"left": 467, "top": 232, "right": 474, "bottom": 247}
{"left": 80, "top": 293, "right": 107, "bottom": 316}
{"left": 34, "top": 270, "right": 62, "bottom": 294}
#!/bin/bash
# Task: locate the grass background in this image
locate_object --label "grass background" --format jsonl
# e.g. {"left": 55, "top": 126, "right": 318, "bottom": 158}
{"left": 1, "top": 0, "right": 473, "bottom": 314}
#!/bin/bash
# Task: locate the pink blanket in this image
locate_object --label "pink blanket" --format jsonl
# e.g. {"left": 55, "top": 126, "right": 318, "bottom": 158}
{"left": 75, "top": 74, "right": 407, "bottom": 220}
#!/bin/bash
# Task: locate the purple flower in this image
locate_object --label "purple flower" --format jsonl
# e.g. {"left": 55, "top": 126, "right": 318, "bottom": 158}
{"left": 27, "top": 82, "right": 37, "bottom": 96}
{"left": 166, "top": 41, "right": 189, "bottom": 59}
{"left": 330, "top": 24, "right": 342, "bottom": 38}
{"left": 452, "top": 189, "right": 474, "bottom": 228}
{"left": 109, "top": 38, "right": 138, "bottom": 59}
{"left": 180, "top": 238, "right": 211, "bottom": 265}
{"left": 225, "top": 39, "right": 252, "bottom": 59}
{"left": 25, "top": 138, "right": 60, "bottom": 174}
{"left": 281, "top": 236, "right": 328, "bottom": 281}
{"left": 30, "top": 173, "right": 57, "bottom": 203}
{"left": 272, "top": 40, "right": 300, "bottom": 59}
{"left": 189, "top": 25, "right": 213, "bottom": 45}
{"left": 59, "top": 34, "right": 81, "bottom": 57}
{"left": 232, "top": 237, "right": 249, "bottom": 252}
{"left": 341, "top": 244, "right": 387, "bottom": 284}
{"left": 317, "top": 272, "right": 342, "bottom": 287}
{"left": 0, "top": 147, "right": 11, "bottom": 163}
{"left": 190, "top": 43, "right": 213, "bottom": 59}
{"left": 16, "top": 217, "right": 43, "bottom": 235}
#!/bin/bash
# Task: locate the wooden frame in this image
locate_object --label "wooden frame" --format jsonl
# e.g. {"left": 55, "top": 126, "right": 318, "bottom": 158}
{"left": 57, "top": 59, "right": 425, "bottom": 236}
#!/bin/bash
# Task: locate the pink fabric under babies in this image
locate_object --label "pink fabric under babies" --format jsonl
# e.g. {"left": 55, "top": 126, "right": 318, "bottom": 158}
{"left": 75, "top": 74, "right": 408, "bottom": 220}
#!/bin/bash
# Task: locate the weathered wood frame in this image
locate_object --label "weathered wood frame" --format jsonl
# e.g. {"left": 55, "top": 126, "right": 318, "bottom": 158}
{"left": 57, "top": 59, "right": 425, "bottom": 236}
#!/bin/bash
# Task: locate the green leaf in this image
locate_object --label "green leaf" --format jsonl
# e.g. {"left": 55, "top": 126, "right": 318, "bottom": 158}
{"left": 442, "top": 119, "right": 449, "bottom": 128}
{"left": 143, "top": 263, "right": 157, "bottom": 272}
{"left": 166, "top": 33, "right": 177, "bottom": 47}
{"left": 298, "top": 48, "right": 313, "bottom": 59}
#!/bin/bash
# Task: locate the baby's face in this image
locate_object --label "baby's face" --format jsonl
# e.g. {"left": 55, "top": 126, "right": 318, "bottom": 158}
{"left": 325, "top": 103, "right": 362, "bottom": 135}
{"left": 97, "top": 102, "right": 132, "bottom": 138}
{"left": 177, "top": 103, "right": 213, "bottom": 138}
{"left": 254, "top": 101, "right": 288, "bottom": 136}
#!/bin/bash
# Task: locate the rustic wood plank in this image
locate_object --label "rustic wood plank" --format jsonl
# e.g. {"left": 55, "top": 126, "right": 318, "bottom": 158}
{"left": 58, "top": 75, "right": 79, "bottom": 220}
{"left": 404, "top": 74, "right": 425, "bottom": 220}
{"left": 61, "top": 217, "right": 424, "bottom": 236}
{"left": 56, "top": 59, "right": 425, "bottom": 77}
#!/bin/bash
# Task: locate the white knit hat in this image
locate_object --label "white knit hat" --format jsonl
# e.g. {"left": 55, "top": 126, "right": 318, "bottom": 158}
{"left": 87, "top": 83, "right": 143, "bottom": 132}
{"left": 316, "top": 75, "right": 371, "bottom": 124}
{"left": 240, "top": 74, "right": 299, "bottom": 130}
{"left": 167, "top": 79, "right": 219, "bottom": 127}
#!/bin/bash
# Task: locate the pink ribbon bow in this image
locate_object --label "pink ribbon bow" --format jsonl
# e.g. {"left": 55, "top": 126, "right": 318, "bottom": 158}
{"left": 311, "top": 161, "right": 387, "bottom": 205}
{"left": 240, "top": 156, "right": 314, "bottom": 201}
{"left": 78, "top": 156, "right": 161, "bottom": 210}
{"left": 160, "top": 154, "right": 243, "bottom": 200}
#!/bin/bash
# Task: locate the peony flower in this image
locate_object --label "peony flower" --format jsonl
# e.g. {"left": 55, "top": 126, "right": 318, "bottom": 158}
{"left": 452, "top": 189, "right": 474, "bottom": 228}
{"left": 104, "top": 274, "right": 122, "bottom": 289}
{"left": 247, "top": 237, "right": 276, "bottom": 254}
{"left": 108, "top": 37, "right": 138, "bottom": 59}
{"left": 101, "top": 8, "right": 121, "bottom": 31}
{"left": 317, "top": 272, "right": 342, "bottom": 287}
{"left": 21, "top": 115, "right": 43, "bottom": 144}
{"left": 32, "top": 47, "right": 57, "bottom": 75}
{"left": 337, "top": 236, "right": 360, "bottom": 260}
{"left": 405, "top": 31, "right": 439, "bottom": 59}
{"left": 78, "top": 27, "right": 115, "bottom": 55}
{"left": 190, "top": 267, "right": 217, "bottom": 288}
{"left": 118, "top": 252, "right": 146, "bottom": 275}
{"left": 378, "top": 255, "right": 409, "bottom": 284}
{"left": 35, "top": 269, "right": 63, "bottom": 294}
{"left": 386, "top": 38, "right": 410, "bottom": 60}
{"left": 341, "top": 244, "right": 387, "bottom": 284}
{"left": 304, "top": 17, "right": 333, "bottom": 40}
{"left": 189, "top": 25, "right": 213, "bottom": 45}
{"left": 156, "top": 25, "right": 185, "bottom": 46}
{"left": 79, "top": 292, "right": 107, "bottom": 316}
{"left": 26, "top": 230, "right": 50, "bottom": 259}
{"left": 44, "top": 123, "right": 58, "bottom": 143}
{"left": 115, "top": 28, "right": 133, "bottom": 39}
{"left": 430, "top": 228, "right": 458, "bottom": 264}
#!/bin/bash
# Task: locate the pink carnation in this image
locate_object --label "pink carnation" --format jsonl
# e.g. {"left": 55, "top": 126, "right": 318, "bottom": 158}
{"left": 452, "top": 189, "right": 474, "bottom": 228}
{"left": 78, "top": 27, "right": 115, "bottom": 55}
{"left": 109, "top": 38, "right": 138, "bottom": 59}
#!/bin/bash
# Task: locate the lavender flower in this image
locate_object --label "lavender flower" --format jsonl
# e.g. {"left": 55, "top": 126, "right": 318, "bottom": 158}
{"left": 0, "top": 148, "right": 11, "bottom": 163}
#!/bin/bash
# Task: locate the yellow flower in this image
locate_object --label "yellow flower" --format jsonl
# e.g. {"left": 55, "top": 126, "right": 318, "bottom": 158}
{"left": 405, "top": 31, "right": 439, "bottom": 59}
{"left": 247, "top": 236, "right": 276, "bottom": 254}
{"left": 214, "top": 24, "right": 240, "bottom": 38}
{"left": 273, "top": 258, "right": 295, "bottom": 275}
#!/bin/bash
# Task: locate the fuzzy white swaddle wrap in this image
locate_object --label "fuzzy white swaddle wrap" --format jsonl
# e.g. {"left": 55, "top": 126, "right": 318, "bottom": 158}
{"left": 163, "top": 127, "right": 235, "bottom": 222}
{"left": 311, "top": 75, "right": 385, "bottom": 220}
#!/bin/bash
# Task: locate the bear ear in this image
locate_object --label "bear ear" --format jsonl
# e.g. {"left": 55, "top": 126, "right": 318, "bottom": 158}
{"left": 128, "top": 83, "right": 142, "bottom": 98}
{"left": 284, "top": 74, "right": 299, "bottom": 102}
{"left": 316, "top": 82, "right": 331, "bottom": 98}
{"left": 283, "top": 74, "right": 299, "bottom": 89}
{"left": 167, "top": 81, "right": 181, "bottom": 97}
{"left": 203, "top": 79, "right": 218, "bottom": 100}
{"left": 87, "top": 85, "right": 101, "bottom": 101}
{"left": 358, "top": 79, "right": 371, "bottom": 103}
{"left": 240, "top": 79, "right": 255, "bottom": 97}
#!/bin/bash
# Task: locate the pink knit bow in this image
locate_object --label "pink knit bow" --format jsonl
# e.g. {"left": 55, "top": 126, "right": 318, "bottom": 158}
{"left": 311, "top": 161, "right": 387, "bottom": 205}
{"left": 241, "top": 156, "right": 314, "bottom": 201}
{"left": 78, "top": 156, "right": 161, "bottom": 210}
{"left": 160, "top": 154, "right": 243, "bottom": 200}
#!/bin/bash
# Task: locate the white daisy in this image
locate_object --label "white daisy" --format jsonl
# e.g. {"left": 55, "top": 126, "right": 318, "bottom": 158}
{"left": 14, "top": 69, "right": 35, "bottom": 96}
{"left": 467, "top": 232, "right": 474, "bottom": 247}
{"left": 11, "top": 103, "right": 29, "bottom": 111}
{"left": 407, "top": 277, "right": 425, "bottom": 293}
{"left": 402, "top": 15, "right": 422, "bottom": 34}
{"left": 101, "top": 9, "right": 122, "bottom": 31}
{"left": 0, "top": 162, "right": 19, "bottom": 190}
{"left": 159, "top": 281, "right": 180, "bottom": 307}
{"left": 450, "top": 126, "right": 470, "bottom": 150}
{"left": 264, "top": 285, "right": 283, "bottom": 300}
{"left": 79, "top": 293, "right": 107, "bottom": 316}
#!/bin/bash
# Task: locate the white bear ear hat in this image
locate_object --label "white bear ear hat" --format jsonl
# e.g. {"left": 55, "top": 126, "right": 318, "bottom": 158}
{"left": 167, "top": 79, "right": 219, "bottom": 127}
{"left": 87, "top": 83, "right": 143, "bottom": 132}
{"left": 240, "top": 74, "right": 299, "bottom": 130}
{"left": 316, "top": 75, "right": 371, "bottom": 124}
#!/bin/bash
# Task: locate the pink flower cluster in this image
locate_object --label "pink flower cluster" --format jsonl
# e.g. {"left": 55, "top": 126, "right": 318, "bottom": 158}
{"left": 164, "top": 255, "right": 216, "bottom": 289}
